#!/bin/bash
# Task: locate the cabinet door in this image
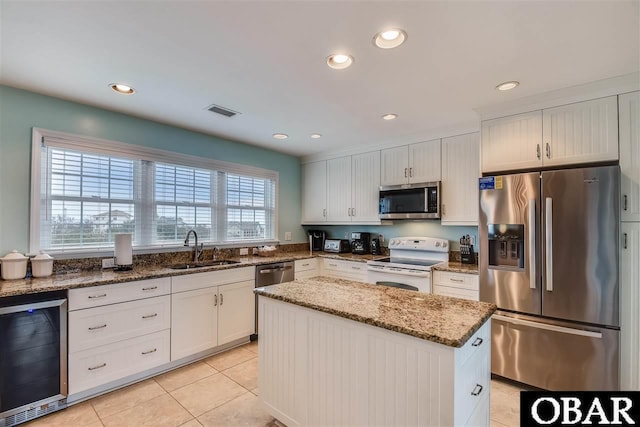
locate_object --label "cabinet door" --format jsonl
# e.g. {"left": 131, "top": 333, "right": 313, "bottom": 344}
{"left": 620, "top": 91, "right": 640, "bottom": 222}
{"left": 408, "top": 139, "right": 441, "bottom": 183}
{"left": 543, "top": 96, "right": 618, "bottom": 167}
{"left": 620, "top": 222, "right": 640, "bottom": 390}
{"left": 218, "top": 280, "right": 255, "bottom": 346}
{"left": 481, "top": 111, "right": 542, "bottom": 173}
{"left": 351, "top": 151, "right": 381, "bottom": 222}
{"left": 171, "top": 287, "right": 218, "bottom": 361}
{"left": 441, "top": 133, "right": 479, "bottom": 225}
{"left": 301, "top": 161, "right": 327, "bottom": 224}
{"left": 380, "top": 146, "right": 409, "bottom": 186}
{"left": 326, "top": 156, "right": 352, "bottom": 222}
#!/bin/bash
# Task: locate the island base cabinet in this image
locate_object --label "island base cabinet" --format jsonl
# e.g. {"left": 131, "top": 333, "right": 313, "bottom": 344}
{"left": 258, "top": 297, "right": 491, "bottom": 426}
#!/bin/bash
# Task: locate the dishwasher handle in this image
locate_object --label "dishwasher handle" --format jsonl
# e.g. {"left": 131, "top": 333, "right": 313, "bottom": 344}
{"left": 259, "top": 265, "right": 293, "bottom": 274}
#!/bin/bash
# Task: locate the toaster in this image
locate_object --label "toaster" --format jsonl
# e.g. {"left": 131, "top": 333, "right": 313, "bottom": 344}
{"left": 324, "top": 239, "right": 351, "bottom": 253}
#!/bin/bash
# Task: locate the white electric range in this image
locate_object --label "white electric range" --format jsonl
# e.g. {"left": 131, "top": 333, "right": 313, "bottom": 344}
{"left": 366, "top": 236, "right": 449, "bottom": 293}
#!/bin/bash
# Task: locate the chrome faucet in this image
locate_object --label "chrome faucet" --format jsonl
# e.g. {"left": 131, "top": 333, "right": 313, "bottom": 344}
{"left": 184, "top": 229, "right": 204, "bottom": 263}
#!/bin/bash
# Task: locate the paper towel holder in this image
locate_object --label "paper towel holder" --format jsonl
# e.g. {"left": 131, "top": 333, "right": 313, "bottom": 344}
{"left": 114, "top": 233, "right": 133, "bottom": 271}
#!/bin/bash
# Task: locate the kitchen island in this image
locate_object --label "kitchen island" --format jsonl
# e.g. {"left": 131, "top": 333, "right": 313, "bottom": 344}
{"left": 255, "top": 277, "right": 496, "bottom": 427}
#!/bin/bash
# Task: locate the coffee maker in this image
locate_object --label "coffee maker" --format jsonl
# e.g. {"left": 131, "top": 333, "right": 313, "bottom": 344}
{"left": 308, "top": 230, "right": 326, "bottom": 252}
{"left": 351, "top": 232, "right": 373, "bottom": 254}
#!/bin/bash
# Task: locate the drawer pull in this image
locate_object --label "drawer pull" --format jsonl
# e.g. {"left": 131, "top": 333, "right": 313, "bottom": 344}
{"left": 141, "top": 348, "right": 157, "bottom": 355}
{"left": 214, "top": 294, "right": 218, "bottom": 306}
{"left": 471, "top": 337, "right": 484, "bottom": 347}
{"left": 449, "top": 278, "right": 464, "bottom": 283}
{"left": 329, "top": 263, "right": 337, "bottom": 267}
{"left": 88, "top": 363, "right": 107, "bottom": 371}
{"left": 88, "top": 324, "right": 107, "bottom": 331}
{"left": 142, "top": 313, "right": 158, "bottom": 319}
{"left": 220, "top": 294, "right": 224, "bottom": 305}
{"left": 471, "top": 384, "right": 483, "bottom": 396}
{"left": 142, "top": 286, "right": 158, "bottom": 291}
{"left": 302, "top": 263, "right": 310, "bottom": 267}
{"left": 88, "top": 294, "right": 107, "bottom": 299}
{"left": 351, "top": 266, "right": 361, "bottom": 270}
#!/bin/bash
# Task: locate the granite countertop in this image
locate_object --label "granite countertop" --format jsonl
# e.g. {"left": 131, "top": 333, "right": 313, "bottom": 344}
{"left": 432, "top": 261, "right": 479, "bottom": 274}
{"left": 255, "top": 276, "right": 496, "bottom": 348}
{"left": 0, "top": 251, "right": 387, "bottom": 297}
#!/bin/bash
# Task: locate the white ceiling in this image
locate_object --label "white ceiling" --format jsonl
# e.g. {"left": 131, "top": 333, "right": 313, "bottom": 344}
{"left": 1, "top": 1, "right": 638, "bottom": 158}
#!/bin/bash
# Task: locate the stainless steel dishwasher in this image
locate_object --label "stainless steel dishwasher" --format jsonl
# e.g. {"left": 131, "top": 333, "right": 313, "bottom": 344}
{"left": 252, "top": 261, "right": 294, "bottom": 340}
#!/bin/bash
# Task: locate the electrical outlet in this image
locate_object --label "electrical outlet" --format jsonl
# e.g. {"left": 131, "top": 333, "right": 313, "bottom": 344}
{"left": 284, "top": 231, "right": 292, "bottom": 241}
{"left": 102, "top": 258, "right": 115, "bottom": 269}
{"left": 239, "top": 248, "right": 249, "bottom": 256}
{"left": 379, "top": 234, "right": 384, "bottom": 243}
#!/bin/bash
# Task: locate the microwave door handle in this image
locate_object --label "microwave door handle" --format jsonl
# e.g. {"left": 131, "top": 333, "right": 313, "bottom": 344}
{"left": 528, "top": 198, "right": 536, "bottom": 289}
{"left": 545, "top": 197, "right": 553, "bottom": 292}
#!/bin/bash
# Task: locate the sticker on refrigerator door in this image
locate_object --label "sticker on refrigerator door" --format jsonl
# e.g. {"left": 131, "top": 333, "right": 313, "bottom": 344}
{"left": 479, "top": 176, "right": 503, "bottom": 190}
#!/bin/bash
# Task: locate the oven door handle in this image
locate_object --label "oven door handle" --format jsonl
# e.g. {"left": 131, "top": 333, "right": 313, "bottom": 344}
{"left": 367, "top": 266, "right": 430, "bottom": 278}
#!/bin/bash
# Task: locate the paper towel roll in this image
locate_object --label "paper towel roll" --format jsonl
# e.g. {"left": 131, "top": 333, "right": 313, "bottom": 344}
{"left": 115, "top": 234, "right": 133, "bottom": 267}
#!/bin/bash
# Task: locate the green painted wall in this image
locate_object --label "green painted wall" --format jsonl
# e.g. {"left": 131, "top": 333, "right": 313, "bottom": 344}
{"left": 0, "top": 85, "right": 305, "bottom": 255}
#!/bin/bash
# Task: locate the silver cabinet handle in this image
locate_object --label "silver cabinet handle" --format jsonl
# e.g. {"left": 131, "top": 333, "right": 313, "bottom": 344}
{"left": 471, "top": 337, "right": 484, "bottom": 347}
{"left": 142, "top": 286, "right": 158, "bottom": 291}
{"left": 352, "top": 208, "right": 355, "bottom": 216}
{"left": 409, "top": 167, "right": 413, "bottom": 177}
{"left": 302, "top": 263, "right": 310, "bottom": 267}
{"left": 220, "top": 294, "right": 224, "bottom": 305}
{"left": 88, "top": 324, "right": 107, "bottom": 330}
{"left": 323, "top": 208, "right": 326, "bottom": 217}
{"left": 449, "top": 278, "right": 464, "bottom": 283}
{"left": 404, "top": 168, "right": 408, "bottom": 178}
{"left": 88, "top": 363, "right": 106, "bottom": 371}
{"left": 471, "top": 384, "right": 483, "bottom": 396}
{"left": 329, "top": 263, "right": 337, "bottom": 267}
{"left": 214, "top": 294, "right": 218, "bottom": 306}
{"left": 441, "top": 204, "right": 446, "bottom": 216}
{"left": 528, "top": 198, "right": 536, "bottom": 289}
{"left": 536, "top": 144, "right": 541, "bottom": 160}
{"left": 546, "top": 142, "right": 551, "bottom": 159}
{"left": 624, "top": 233, "right": 628, "bottom": 249}
{"left": 142, "top": 313, "right": 158, "bottom": 319}
{"left": 88, "top": 294, "right": 107, "bottom": 299}
{"left": 545, "top": 197, "right": 553, "bottom": 292}
{"left": 141, "top": 348, "right": 157, "bottom": 355}
{"left": 351, "top": 266, "right": 361, "bottom": 270}
{"left": 624, "top": 195, "right": 628, "bottom": 211}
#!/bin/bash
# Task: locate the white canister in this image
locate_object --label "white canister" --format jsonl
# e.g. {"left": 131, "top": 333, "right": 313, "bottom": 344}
{"left": 31, "top": 251, "right": 54, "bottom": 278}
{"left": 0, "top": 250, "right": 29, "bottom": 280}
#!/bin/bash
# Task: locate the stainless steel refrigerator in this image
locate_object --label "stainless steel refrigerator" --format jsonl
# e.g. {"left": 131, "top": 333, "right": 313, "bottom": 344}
{"left": 479, "top": 165, "right": 619, "bottom": 391}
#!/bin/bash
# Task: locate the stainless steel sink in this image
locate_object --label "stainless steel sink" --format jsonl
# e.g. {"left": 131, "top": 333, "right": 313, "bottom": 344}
{"left": 168, "top": 260, "right": 241, "bottom": 269}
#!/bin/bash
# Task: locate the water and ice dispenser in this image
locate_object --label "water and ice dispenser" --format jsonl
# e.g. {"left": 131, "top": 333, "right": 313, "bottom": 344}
{"left": 487, "top": 224, "right": 525, "bottom": 269}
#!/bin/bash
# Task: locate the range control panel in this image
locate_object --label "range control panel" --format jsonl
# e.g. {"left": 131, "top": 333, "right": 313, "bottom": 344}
{"left": 387, "top": 237, "right": 449, "bottom": 252}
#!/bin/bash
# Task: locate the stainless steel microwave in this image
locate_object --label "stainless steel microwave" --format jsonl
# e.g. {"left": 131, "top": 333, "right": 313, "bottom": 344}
{"left": 379, "top": 182, "right": 441, "bottom": 219}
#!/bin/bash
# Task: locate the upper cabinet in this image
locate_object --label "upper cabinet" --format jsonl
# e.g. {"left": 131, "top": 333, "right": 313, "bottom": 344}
{"left": 481, "top": 96, "right": 619, "bottom": 174}
{"left": 381, "top": 139, "right": 441, "bottom": 186}
{"left": 301, "top": 161, "right": 327, "bottom": 223}
{"left": 302, "top": 151, "right": 381, "bottom": 225}
{"left": 441, "top": 132, "right": 480, "bottom": 226}
{"left": 620, "top": 91, "right": 640, "bottom": 222}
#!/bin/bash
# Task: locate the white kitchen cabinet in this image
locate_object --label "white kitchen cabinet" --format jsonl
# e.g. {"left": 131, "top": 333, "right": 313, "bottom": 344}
{"left": 294, "top": 258, "right": 320, "bottom": 280}
{"left": 542, "top": 96, "right": 618, "bottom": 167}
{"left": 620, "top": 91, "right": 640, "bottom": 222}
{"left": 218, "top": 280, "right": 255, "bottom": 346}
{"left": 322, "top": 258, "right": 367, "bottom": 282}
{"left": 170, "top": 267, "right": 256, "bottom": 361}
{"left": 301, "top": 161, "right": 327, "bottom": 223}
{"left": 481, "top": 111, "right": 543, "bottom": 173}
{"left": 433, "top": 271, "right": 479, "bottom": 301}
{"left": 326, "top": 156, "right": 352, "bottom": 222}
{"left": 351, "top": 151, "right": 381, "bottom": 222}
{"left": 441, "top": 132, "right": 479, "bottom": 226}
{"left": 620, "top": 222, "right": 640, "bottom": 390}
{"left": 381, "top": 139, "right": 441, "bottom": 186}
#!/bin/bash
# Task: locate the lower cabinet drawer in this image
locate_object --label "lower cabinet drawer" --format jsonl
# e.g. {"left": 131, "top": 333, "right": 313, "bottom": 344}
{"left": 294, "top": 258, "right": 318, "bottom": 272}
{"left": 434, "top": 271, "right": 479, "bottom": 290}
{"left": 455, "top": 335, "right": 491, "bottom": 425}
{"left": 69, "top": 329, "right": 170, "bottom": 395}
{"left": 433, "top": 284, "right": 479, "bottom": 301}
{"left": 322, "top": 259, "right": 367, "bottom": 282}
{"left": 69, "top": 295, "right": 171, "bottom": 353}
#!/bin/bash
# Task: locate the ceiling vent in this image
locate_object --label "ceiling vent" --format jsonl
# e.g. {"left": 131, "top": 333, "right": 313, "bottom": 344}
{"left": 206, "top": 104, "right": 240, "bottom": 118}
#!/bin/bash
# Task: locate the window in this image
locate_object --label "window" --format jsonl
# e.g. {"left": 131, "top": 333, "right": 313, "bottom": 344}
{"left": 31, "top": 129, "right": 278, "bottom": 254}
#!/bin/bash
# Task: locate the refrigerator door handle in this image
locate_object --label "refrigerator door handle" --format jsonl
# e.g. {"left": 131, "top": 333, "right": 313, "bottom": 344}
{"left": 528, "top": 199, "right": 536, "bottom": 289}
{"left": 545, "top": 197, "right": 553, "bottom": 292}
{"left": 493, "top": 314, "right": 603, "bottom": 339}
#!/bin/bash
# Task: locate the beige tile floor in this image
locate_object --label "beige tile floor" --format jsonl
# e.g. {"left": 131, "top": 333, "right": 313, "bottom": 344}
{"left": 26, "top": 340, "right": 522, "bottom": 427}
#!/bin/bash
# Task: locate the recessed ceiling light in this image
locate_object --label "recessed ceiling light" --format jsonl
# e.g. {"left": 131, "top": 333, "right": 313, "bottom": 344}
{"left": 373, "top": 29, "right": 407, "bottom": 49}
{"left": 310, "top": 133, "right": 322, "bottom": 139}
{"left": 327, "top": 54, "right": 354, "bottom": 70}
{"left": 272, "top": 133, "right": 288, "bottom": 140}
{"left": 382, "top": 113, "right": 398, "bottom": 121}
{"left": 495, "top": 81, "right": 520, "bottom": 91}
{"left": 109, "top": 83, "right": 135, "bottom": 95}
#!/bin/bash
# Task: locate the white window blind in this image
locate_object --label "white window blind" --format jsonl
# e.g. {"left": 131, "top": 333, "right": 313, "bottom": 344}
{"left": 33, "top": 129, "right": 279, "bottom": 254}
